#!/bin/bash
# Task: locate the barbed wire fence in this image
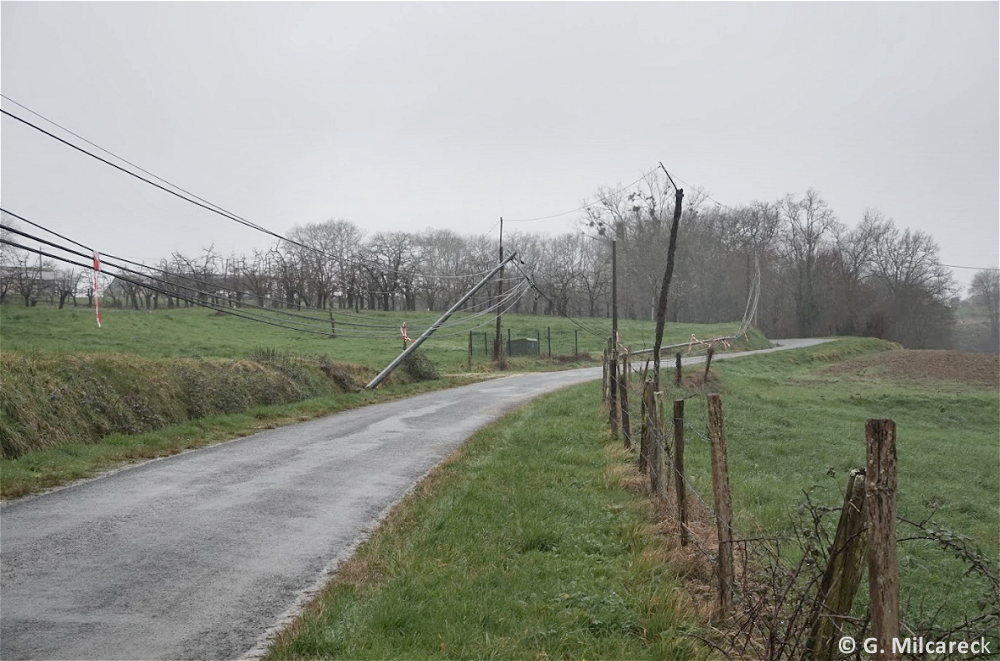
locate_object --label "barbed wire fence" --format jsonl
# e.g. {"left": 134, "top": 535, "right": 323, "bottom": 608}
{"left": 600, "top": 353, "right": 999, "bottom": 660}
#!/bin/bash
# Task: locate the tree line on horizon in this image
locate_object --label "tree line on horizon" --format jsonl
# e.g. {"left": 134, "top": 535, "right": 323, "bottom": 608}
{"left": 2, "top": 171, "right": 998, "bottom": 352}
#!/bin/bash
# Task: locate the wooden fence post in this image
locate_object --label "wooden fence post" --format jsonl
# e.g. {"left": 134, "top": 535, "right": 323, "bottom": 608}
{"left": 807, "top": 469, "right": 868, "bottom": 660}
{"left": 602, "top": 342, "right": 609, "bottom": 404}
{"left": 652, "top": 390, "right": 667, "bottom": 498}
{"left": 467, "top": 331, "right": 473, "bottom": 370}
{"left": 673, "top": 398, "right": 688, "bottom": 546}
{"left": 608, "top": 339, "right": 619, "bottom": 437}
{"left": 866, "top": 419, "right": 900, "bottom": 660}
{"left": 639, "top": 379, "right": 652, "bottom": 473}
{"left": 619, "top": 349, "right": 631, "bottom": 449}
{"left": 703, "top": 345, "right": 715, "bottom": 382}
{"left": 675, "top": 351, "right": 682, "bottom": 387}
{"left": 707, "top": 393, "right": 734, "bottom": 618}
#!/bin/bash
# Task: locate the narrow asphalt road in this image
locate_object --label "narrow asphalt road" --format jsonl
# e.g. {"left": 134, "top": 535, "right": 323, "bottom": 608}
{"left": 0, "top": 338, "right": 827, "bottom": 660}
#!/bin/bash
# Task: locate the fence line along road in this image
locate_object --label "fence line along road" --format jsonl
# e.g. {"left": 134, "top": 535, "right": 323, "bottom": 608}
{"left": 0, "top": 338, "right": 829, "bottom": 661}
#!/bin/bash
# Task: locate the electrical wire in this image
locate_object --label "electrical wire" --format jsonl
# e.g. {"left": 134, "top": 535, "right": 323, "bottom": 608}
{"left": 2, "top": 211, "right": 532, "bottom": 341}
{"left": 0, "top": 237, "right": 349, "bottom": 337}
{"left": 0, "top": 102, "right": 493, "bottom": 282}
{"left": 508, "top": 258, "right": 606, "bottom": 340}
{"left": 502, "top": 166, "right": 662, "bottom": 223}
{"left": 668, "top": 171, "right": 734, "bottom": 212}
{"left": 1, "top": 207, "right": 526, "bottom": 331}
{"left": 941, "top": 263, "right": 998, "bottom": 271}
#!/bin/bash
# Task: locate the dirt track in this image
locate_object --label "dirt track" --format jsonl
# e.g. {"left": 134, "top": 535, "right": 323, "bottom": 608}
{"left": 824, "top": 349, "right": 999, "bottom": 388}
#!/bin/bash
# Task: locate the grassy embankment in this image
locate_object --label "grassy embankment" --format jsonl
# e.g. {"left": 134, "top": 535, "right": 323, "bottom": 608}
{"left": 264, "top": 338, "right": 998, "bottom": 658}
{"left": 0, "top": 305, "right": 765, "bottom": 498}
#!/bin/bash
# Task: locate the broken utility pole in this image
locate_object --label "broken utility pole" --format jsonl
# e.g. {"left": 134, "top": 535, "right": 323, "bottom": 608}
{"left": 651, "top": 163, "right": 683, "bottom": 390}
{"left": 366, "top": 250, "right": 520, "bottom": 390}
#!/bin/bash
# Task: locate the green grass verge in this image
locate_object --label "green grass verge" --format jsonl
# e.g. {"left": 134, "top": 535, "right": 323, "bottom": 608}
{"left": 0, "top": 376, "right": 479, "bottom": 500}
{"left": 265, "top": 383, "right": 708, "bottom": 661}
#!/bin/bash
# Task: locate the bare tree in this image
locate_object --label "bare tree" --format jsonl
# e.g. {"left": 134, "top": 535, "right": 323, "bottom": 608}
{"left": 362, "top": 232, "right": 414, "bottom": 311}
{"left": 577, "top": 234, "right": 611, "bottom": 317}
{"left": 53, "top": 268, "right": 84, "bottom": 309}
{"left": 831, "top": 209, "right": 892, "bottom": 335}
{"left": 414, "top": 229, "right": 476, "bottom": 311}
{"left": 779, "top": 189, "right": 843, "bottom": 336}
{"left": 9, "top": 250, "right": 53, "bottom": 307}
{"left": 238, "top": 248, "right": 277, "bottom": 307}
{"left": 869, "top": 222, "right": 956, "bottom": 348}
{"left": 0, "top": 216, "right": 20, "bottom": 305}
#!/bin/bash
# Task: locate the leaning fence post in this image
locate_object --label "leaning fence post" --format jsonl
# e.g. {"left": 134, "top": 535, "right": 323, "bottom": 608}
{"left": 866, "top": 419, "right": 900, "bottom": 660}
{"left": 608, "top": 338, "right": 619, "bottom": 437}
{"left": 639, "top": 380, "right": 654, "bottom": 473}
{"left": 707, "top": 393, "right": 734, "bottom": 618}
{"left": 807, "top": 469, "right": 868, "bottom": 660}
{"left": 639, "top": 379, "right": 651, "bottom": 473}
{"left": 602, "top": 342, "right": 609, "bottom": 404}
{"left": 703, "top": 345, "right": 715, "bottom": 382}
{"left": 619, "top": 349, "right": 631, "bottom": 449}
{"left": 673, "top": 398, "right": 688, "bottom": 546}
{"left": 652, "top": 390, "right": 667, "bottom": 498}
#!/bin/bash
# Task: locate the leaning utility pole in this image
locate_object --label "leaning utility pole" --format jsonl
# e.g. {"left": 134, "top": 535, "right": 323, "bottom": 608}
{"left": 493, "top": 217, "right": 504, "bottom": 362}
{"left": 652, "top": 164, "right": 683, "bottom": 390}
{"left": 366, "top": 250, "right": 519, "bottom": 390}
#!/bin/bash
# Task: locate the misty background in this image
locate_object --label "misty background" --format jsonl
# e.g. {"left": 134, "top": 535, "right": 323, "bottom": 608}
{"left": 1, "top": 2, "right": 998, "bottom": 350}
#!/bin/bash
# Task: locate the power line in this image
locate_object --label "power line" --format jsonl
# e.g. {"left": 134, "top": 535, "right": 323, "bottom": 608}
{"left": 0, "top": 101, "right": 492, "bottom": 282}
{"left": 0, "top": 209, "right": 407, "bottom": 331}
{"left": 507, "top": 257, "right": 606, "bottom": 340}
{"left": 2, "top": 209, "right": 535, "bottom": 340}
{"left": 668, "top": 171, "right": 734, "bottom": 211}
{"left": 0, "top": 237, "right": 348, "bottom": 337}
{"left": 942, "top": 263, "right": 997, "bottom": 271}
{"left": 502, "top": 166, "right": 662, "bottom": 223}
{"left": 0, "top": 222, "right": 356, "bottom": 333}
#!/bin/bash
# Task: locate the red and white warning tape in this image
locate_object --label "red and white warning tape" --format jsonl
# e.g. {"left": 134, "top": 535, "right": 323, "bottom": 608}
{"left": 92, "top": 251, "right": 102, "bottom": 328}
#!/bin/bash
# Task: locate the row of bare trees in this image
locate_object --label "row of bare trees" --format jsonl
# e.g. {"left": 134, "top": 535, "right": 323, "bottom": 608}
{"left": 3, "top": 184, "right": 997, "bottom": 350}
{"left": 578, "top": 171, "right": 990, "bottom": 350}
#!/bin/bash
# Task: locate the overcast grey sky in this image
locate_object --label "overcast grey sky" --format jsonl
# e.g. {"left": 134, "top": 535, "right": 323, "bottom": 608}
{"left": 2, "top": 1, "right": 997, "bottom": 291}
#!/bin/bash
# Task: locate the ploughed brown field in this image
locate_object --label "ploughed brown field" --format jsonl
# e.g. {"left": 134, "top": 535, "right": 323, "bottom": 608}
{"left": 822, "top": 349, "right": 999, "bottom": 388}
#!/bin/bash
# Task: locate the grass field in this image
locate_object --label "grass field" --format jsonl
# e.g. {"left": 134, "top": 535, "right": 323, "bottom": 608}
{"left": 657, "top": 339, "right": 999, "bottom": 631}
{"left": 0, "top": 305, "right": 766, "bottom": 499}
{"left": 262, "top": 338, "right": 998, "bottom": 658}
{"left": 0, "top": 305, "right": 764, "bottom": 373}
